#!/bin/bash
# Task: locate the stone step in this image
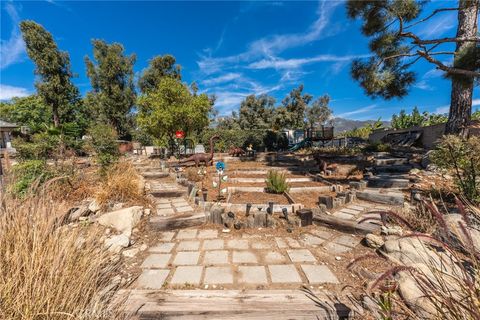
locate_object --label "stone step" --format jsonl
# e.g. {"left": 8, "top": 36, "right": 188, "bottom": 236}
{"left": 118, "top": 289, "right": 351, "bottom": 319}
{"left": 374, "top": 158, "right": 409, "bottom": 166}
{"left": 367, "top": 177, "right": 409, "bottom": 188}
{"left": 374, "top": 164, "right": 412, "bottom": 173}
{"left": 142, "top": 172, "right": 170, "bottom": 179}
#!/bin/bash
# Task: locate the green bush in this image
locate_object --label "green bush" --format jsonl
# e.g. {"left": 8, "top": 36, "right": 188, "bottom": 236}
{"left": 85, "top": 124, "right": 119, "bottom": 172}
{"left": 14, "top": 132, "right": 60, "bottom": 161}
{"left": 363, "top": 142, "right": 391, "bottom": 153}
{"left": 200, "top": 129, "right": 288, "bottom": 152}
{"left": 431, "top": 135, "right": 480, "bottom": 203}
{"left": 10, "top": 160, "right": 53, "bottom": 196}
{"left": 265, "top": 170, "right": 290, "bottom": 194}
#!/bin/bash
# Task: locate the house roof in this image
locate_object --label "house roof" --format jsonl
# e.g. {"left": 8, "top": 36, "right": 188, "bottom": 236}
{"left": 0, "top": 119, "right": 18, "bottom": 128}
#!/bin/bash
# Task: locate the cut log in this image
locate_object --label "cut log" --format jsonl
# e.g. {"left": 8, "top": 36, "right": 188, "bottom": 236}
{"left": 118, "top": 289, "right": 352, "bottom": 320}
{"left": 150, "top": 213, "right": 205, "bottom": 231}
{"left": 312, "top": 212, "right": 378, "bottom": 234}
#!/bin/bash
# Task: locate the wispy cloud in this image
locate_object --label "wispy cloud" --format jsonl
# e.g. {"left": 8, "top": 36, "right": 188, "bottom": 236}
{"left": 0, "top": 2, "right": 25, "bottom": 70}
{"left": 336, "top": 104, "right": 377, "bottom": 118}
{"left": 0, "top": 84, "right": 30, "bottom": 100}
{"left": 414, "top": 80, "right": 434, "bottom": 91}
{"left": 417, "top": 12, "right": 456, "bottom": 38}
{"left": 248, "top": 53, "right": 370, "bottom": 70}
{"left": 201, "top": 73, "right": 242, "bottom": 86}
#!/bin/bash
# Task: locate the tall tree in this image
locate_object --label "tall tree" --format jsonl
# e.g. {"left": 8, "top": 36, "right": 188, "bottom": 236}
{"left": 347, "top": 0, "right": 479, "bottom": 136}
{"left": 0, "top": 95, "right": 51, "bottom": 133}
{"left": 137, "top": 77, "right": 211, "bottom": 144}
{"left": 281, "top": 84, "right": 312, "bottom": 128}
{"left": 20, "top": 21, "right": 80, "bottom": 127}
{"left": 238, "top": 94, "right": 275, "bottom": 130}
{"left": 138, "top": 54, "right": 182, "bottom": 93}
{"left": 85, "top": 39, "right": 136, "bottom": 139}
{"left": 306, "top": 94, "right": 332, "bottom": 128}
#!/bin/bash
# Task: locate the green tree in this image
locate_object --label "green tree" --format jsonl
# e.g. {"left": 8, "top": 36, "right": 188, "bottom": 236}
{"left": 391, "top": 107, "right": 448, "bottom": 129}
{"left": 137, "top": 77, "right": 211, "bottom": 145}
{"left": 20, "top": 20, "right": 80, "bottom": 128}
{"left": 347, "top": 0, "right": 479, "bottom": 136}
{"left": 85, "top": 39, "right": 136, "bottom": 139}
{"left": 306, "top": 94, "right": 332, "bottom": 128}
{"left": 0, "top": 95, "right": 51, "bottom": 133}
{"left": 138, "top": 54, "right": 182, "bottom": 93}
{"left": 281, "top": 85, "right": 312, "bottom": 128}
{"left": 238, "top": 94, "right": 275, "bottom": 130}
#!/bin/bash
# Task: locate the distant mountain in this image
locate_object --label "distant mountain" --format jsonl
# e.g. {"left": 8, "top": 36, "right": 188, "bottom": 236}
{"left": 331, "top": 117, "right": 391, "bottom": 133}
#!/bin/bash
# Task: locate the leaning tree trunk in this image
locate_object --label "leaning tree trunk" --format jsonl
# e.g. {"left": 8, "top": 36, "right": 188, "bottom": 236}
{"left": 445, "top": 0, "right": 479, "bottom": 137}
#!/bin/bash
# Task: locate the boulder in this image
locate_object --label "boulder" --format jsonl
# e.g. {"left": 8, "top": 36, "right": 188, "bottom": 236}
{"left": 105, "top": 234, "right": 130, "bottom": 253}
{"left": 365, "top": 233, "right": 384, "bottom": 249}
{"left": 97, "top": 206, "right": 144, "bottom": 236}
{"left": 444, "top": 214, "right": 480, "bottom": 249}
{"left": 381, "top": 225, "right": 403, "bottom": 236}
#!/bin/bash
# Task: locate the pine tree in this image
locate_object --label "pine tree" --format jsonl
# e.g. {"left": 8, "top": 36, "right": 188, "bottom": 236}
{"left": 347, "top": 0, "right": 479, "bottom": 136}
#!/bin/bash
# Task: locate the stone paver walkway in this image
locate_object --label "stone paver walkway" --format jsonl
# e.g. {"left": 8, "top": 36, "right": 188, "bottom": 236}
{"left": 135, "top": 226, "right": 363, "bottom": 289}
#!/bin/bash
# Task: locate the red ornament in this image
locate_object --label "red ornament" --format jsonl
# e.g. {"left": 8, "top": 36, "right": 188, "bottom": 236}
{"left": 175, "top": 130, "right": 185, "bottom": 138}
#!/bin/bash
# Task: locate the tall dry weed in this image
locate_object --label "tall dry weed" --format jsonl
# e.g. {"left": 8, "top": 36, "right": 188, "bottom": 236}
{"left": 94, "top": 161, "right": 147, "bottom": 210}
{"left": 0, "top": 190, "right": 124, "bottom": 319}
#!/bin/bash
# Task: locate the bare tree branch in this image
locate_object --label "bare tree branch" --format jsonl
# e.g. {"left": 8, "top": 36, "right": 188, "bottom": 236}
{"left": 404, "top": 8, "right": 459, "bottom": 30}
{"left": 413, "top": 37, "right": 480, "bottom": 45}
{"left": 416, "top": 50, "right": 480, "bottom": 78}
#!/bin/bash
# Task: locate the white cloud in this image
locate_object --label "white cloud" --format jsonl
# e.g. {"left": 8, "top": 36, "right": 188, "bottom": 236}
{"left": 414, "top": 80, "right": 434, "bottom": 91}
{"left": 0, "top": 3, "right": 26, "bottom": 70}
{"left": 417, "top": 13, "right": 456, "bottom": 39}
{"left": 197, "top": 1, "right": 341, "bottom": 75}
{"left": 201, "top": 73, "right": 242, "bottom": 86}
{"left": 0, "top": 84, "right": 30, "bottom": 100}
{"left": 434, "top": 99, "right": 480, "bottom": 114}
{"left": 248, "top": 53, "right": 369, "bottom": 70}
{"left": 336, "top": 104, "right": 377, "bottom": 118}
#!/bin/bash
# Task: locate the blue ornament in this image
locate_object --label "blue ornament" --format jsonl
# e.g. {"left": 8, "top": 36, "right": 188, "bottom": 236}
{"left": 216, "top": 161, "right": 226, "bottom": 171}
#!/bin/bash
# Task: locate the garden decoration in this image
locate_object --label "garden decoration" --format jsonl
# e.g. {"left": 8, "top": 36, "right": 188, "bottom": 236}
{"left": 213, "top": 161, "right": 228, "bottom": 201}
{"left": 246, "top": 203, "right": 252, "bottom": 216}
{"left": 197, "top": 166, "right": 208, "bottom": 201}
{"left": 267, "top": 201, "right": 274, "bottom": 215}
{"left": 228, "top": 146, "right": 245, "bottom": 157}
{"left": 179, "top": 135, "right": 219, "bottom": 167}
{"left": 282, "top": 207, "right": 289, "bottom": 221}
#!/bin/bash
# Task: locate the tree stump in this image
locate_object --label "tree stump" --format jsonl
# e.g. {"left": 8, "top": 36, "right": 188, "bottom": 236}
{"left": 253, "top": 212, "right": 267, "bottom": 228}
{"left": 209, "top": 206, "right": 224, "bottom": 225}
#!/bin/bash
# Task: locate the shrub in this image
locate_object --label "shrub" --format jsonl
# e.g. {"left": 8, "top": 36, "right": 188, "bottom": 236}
{"left": 14, "top": 132, "right": 60, "bottom": 161}
{"left": 10, "top": 159, "right": 53, "bottom": 196}
{"left": 265, "top": 170, "right": 290, "bottom": 194}
{"left": 363, "top": 142, "right": 391, "bottom": 153}
{"left": 0, "top": 191, "right": 124, "bottom": 319}
{"left": 431, "top": 135, "right": 480, "bottom": 203}
{"left": 85, "top": 124, "right": 120, "bottom": 173}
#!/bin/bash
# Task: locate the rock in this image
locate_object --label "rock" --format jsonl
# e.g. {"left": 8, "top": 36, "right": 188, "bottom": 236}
{"left": 410, "top": 168, "right": 420, "bottom": 175}
{"left": 381, "top": 225, "right": 403, "bottom": 236}
{"left": 88, "top": 200, "right": 101, "bottom": 213}
{"left": 122, "top": 247, "right": 140, "bottom": 258}
{"left": 97, "top": 206, "right": 144, "bottom": 236}
{"left": 105, "top": 234, "right": 130, "bottom": 253}
{"left": 365, "top": 233, "right": 384, "bottom": 249}
{"left": 444, "top": 214, "right": 480, "bottom": 249}
{"left": 421, "top": 151, "right": 433, "bottom": 169}
{"left": 139, "top": 243, "right": 148, "bottom": 251}
{"left": 69, "top": 205, "right": 90, "bottom": 222}
{"left": 144, "top": 208, "right": 151, "bottom": 216}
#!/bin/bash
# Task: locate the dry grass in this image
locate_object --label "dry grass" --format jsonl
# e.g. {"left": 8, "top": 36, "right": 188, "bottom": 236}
{"left": 0, "top": 190, "right": 125, "bottom": 320}
{"left": 95, "top": 161, "right": 147, "bottom": 210}
{"left": 350, "top": 199, "right": 480, "bottom": 319}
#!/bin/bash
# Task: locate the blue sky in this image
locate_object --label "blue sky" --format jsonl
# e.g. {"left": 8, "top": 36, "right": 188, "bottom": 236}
{"left": 1, "top": 0, "right": 478, "bottom": 120}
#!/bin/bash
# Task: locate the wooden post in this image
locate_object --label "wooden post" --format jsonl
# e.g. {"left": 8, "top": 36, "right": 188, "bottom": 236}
{"left": 318, "top": 196, "right": 334, "bottom": 209}
{"left": 296, "top": 209, "right": 313, "bottom": 227}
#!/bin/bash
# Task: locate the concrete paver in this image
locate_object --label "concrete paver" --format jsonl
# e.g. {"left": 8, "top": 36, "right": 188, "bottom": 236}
{"left": 141, "top": 254, "right": 171, "bottom": 268}
{"left": 137, "top": 269, "right": 170, "bottom": 289}
{"left": 268, "top": 265, "right": 302, "bottom": 283}
{"left": 203, "top": 250, "right": 229, "bottom": 265}
{"left": 301, "top": 265, "right": 339, "bottom": 284}
{"left": 238, "top": 266, "right": 268, "bottom": 284}
{"left": 204, "top": 266, "right": 234, "bottom": 284}
{"left": 170, "top": 266, "right": 203, "bottom": 285}
{"left": 287, "top": 249, "right": 317, "bottom": 263}
{"left": 173, "top": 251, "right": 200, "bottom": 265}
{"left": 232, "top": 251, "right": 258, "bottom": 264}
